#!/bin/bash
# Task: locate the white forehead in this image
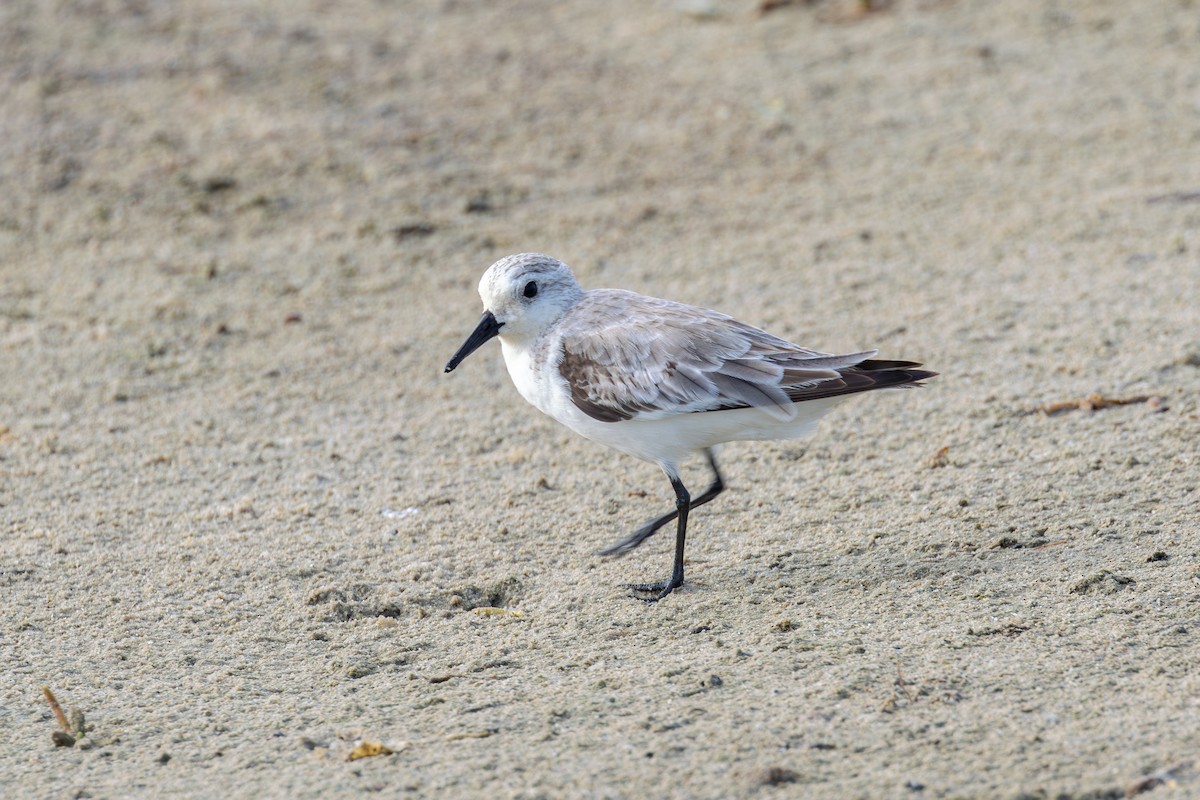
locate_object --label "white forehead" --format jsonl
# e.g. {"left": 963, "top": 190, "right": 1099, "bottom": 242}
{"left": 479, "top": 252, "right": 575, "bottom": 299}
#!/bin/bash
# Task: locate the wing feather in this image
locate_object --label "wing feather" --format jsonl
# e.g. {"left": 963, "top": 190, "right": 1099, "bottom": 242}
{"left": 555, "top": 290, "right": 935, "bottom": 423}
{"left": 558, "top": 291, "right": 840, "bottom": 422}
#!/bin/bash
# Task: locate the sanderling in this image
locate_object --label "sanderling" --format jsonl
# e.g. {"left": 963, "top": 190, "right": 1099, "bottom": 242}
{"left": 444, "top": 253, "right": 936, "bottom": 600}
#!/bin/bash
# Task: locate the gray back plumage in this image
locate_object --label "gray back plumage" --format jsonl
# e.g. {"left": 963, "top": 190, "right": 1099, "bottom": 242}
{"left": 555, "top": 290, "right": 926, "bottom": 423}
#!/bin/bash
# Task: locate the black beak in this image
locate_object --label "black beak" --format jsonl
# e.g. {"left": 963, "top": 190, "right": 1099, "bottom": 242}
{"left": 444, "top": 311, "right": 503, "bottom": 373}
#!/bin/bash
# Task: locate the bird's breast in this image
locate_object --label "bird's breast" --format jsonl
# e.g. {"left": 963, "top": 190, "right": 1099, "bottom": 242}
{"left": 500, "top": 337, "right": 565, "bottom": 418}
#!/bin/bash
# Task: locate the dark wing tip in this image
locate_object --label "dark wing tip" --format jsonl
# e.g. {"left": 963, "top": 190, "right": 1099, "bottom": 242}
{"left": 904, "top": 369, "right": 938, "bottom": 384}
{"left": 781, "top": 362, "right": 936, "bottom": 404}
{"left": 856, "top": 358, "right": 924, "bottom": 371}
{"left": 855, "top": 359, "right": 938, "bottom": 385}
{"left": 854, "top": 365, "right": 937, "bottom": 390}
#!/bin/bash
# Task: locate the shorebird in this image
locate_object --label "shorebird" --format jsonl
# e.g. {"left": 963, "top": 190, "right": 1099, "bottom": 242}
{"left": 444, "top": 253, "right": 935, "bottom": 600}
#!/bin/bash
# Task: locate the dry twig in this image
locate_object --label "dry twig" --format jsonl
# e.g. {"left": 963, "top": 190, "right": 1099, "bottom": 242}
{"left": 42, "top": 687, "right": 70, "bottom": 732}
{"left": 1026, "top": 393, "right": 1165, "bottom": 417}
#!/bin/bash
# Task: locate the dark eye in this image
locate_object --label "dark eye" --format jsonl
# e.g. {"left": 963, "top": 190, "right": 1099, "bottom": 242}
{"left": 523, "top": 281, "right": 538, "bottom": 298}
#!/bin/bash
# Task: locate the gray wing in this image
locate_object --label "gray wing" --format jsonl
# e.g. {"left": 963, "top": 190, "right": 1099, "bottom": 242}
{"left": 557, "top": 290, "right": 877, "bottom": 423}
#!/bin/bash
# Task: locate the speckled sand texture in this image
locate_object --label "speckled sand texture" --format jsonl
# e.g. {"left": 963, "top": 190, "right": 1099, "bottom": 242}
{"left": 2, "top": 1, "right": 1199, "bottom": 798}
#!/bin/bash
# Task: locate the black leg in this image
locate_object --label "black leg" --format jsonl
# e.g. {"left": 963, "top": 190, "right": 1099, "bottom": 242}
{"left": 626, "top": 472, "right": 691, "bottom": 601}
{"left": 598, "top": 449, "right": 723, "bottom": 557}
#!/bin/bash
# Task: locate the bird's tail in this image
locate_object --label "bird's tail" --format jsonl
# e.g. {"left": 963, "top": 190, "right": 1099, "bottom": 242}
{"left": 782, "top": 359, "right": 937, "bottom": 403}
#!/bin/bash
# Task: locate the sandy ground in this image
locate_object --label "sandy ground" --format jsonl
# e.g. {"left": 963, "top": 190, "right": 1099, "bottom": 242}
{"left": 3, "top": 1, "right": 1200, "bottom": 797}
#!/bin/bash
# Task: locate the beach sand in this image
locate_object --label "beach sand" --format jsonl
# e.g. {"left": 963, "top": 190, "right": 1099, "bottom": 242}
{"left": 3, "top": 1, "right": 1199, "bottom": 797}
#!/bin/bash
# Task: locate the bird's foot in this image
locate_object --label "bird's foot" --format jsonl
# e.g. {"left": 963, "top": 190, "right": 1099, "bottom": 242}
{"left": 623, "top": 577, "right": 682, "bottom": 602}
